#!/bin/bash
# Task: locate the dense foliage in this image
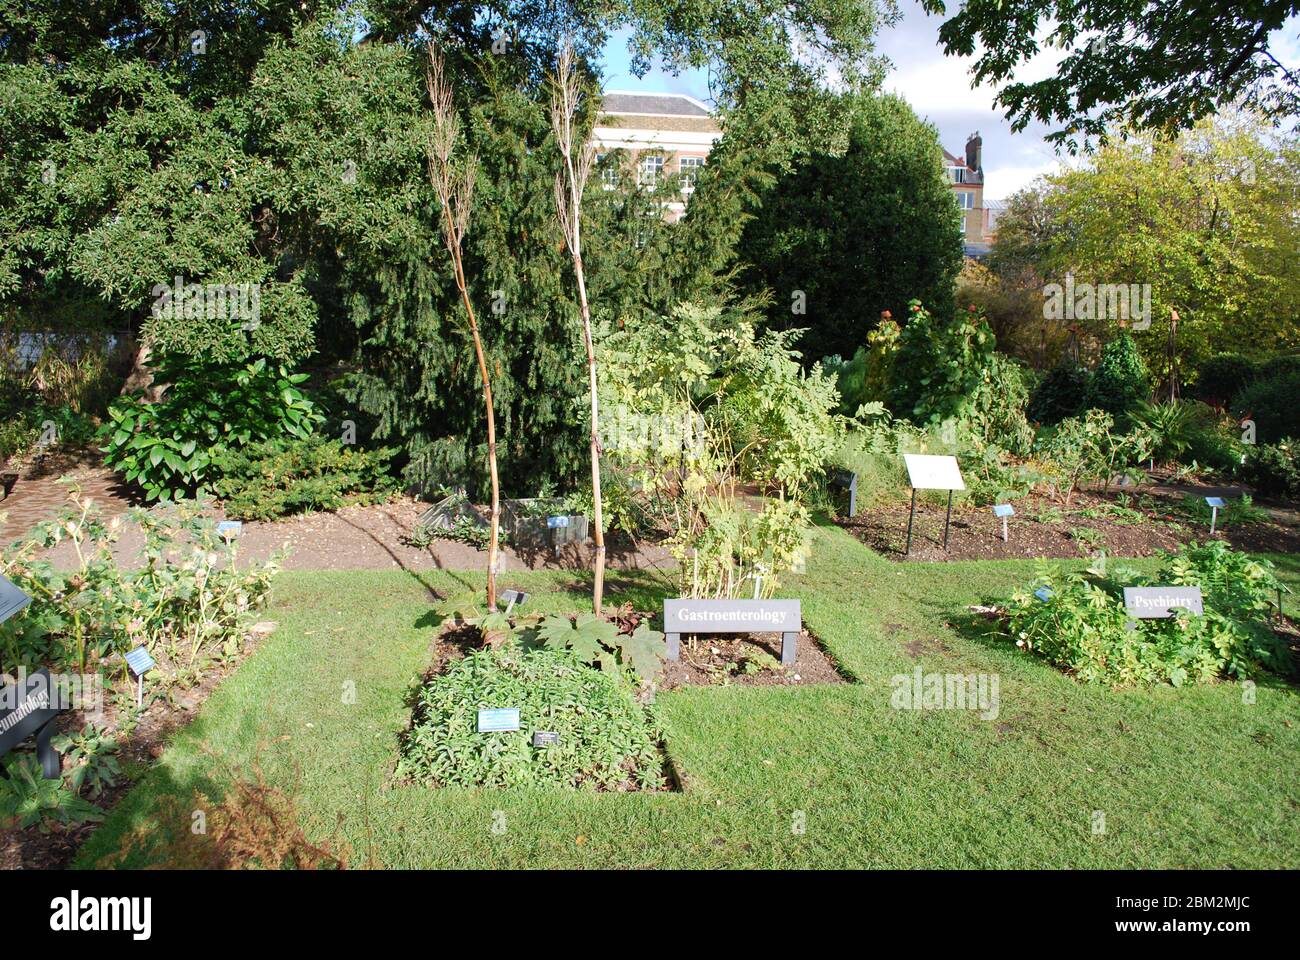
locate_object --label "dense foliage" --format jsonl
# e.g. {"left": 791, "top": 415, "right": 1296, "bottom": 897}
{"left": 1084, "top": 333, "right": 1150, "bottom": 426}
{"left": 0, "top": 490, "right": 281, "bottom": 677}
{"left": 1002, "top": 543, "right": 1290, "bottom": 686}
{"left": 1234, "top": 369, "right": 1300, "bottom": 443}
{"left": 212, "top": 436, "right": 397, "bottom": 521}
{"left": 597, "top": 301, "right": 839, "bottom": 597}
{"left": 101, "top": 358, "right": 321, "bottom": 502}
{"left": 926, "top": 1, "right": 1300, "bottom": 150}
{"left": 396, "top": 646, "right": 663, "bottom": 790}
{"left": 738, "top": 93, "right": 964, "bottom": 360}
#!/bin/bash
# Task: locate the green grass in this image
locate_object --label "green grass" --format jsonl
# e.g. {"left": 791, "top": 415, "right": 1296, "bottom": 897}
{"left": 75, "top": 530, "right": 1300, "bottom": 869}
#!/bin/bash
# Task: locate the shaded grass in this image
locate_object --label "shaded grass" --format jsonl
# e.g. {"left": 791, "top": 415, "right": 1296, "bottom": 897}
{"left": 75, "top": 532, "right": 1300, "bottom": 868}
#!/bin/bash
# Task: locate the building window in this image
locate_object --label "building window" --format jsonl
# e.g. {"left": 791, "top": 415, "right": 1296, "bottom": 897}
{"left": 638, "top": 154, "right": 664, "bottom": 186}
{"left": 596, "top": 153, "right": 619, "bottom": 188}
{"left": 955, "top": 190, "right": 975, "bottom": 210}
{"left": 947, "top": 166, "right": 967, "bottom": 184}
{"left": 679, "top": 156, "right": 704, "bottom": 191}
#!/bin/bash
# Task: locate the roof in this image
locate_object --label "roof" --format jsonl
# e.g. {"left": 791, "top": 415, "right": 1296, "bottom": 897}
{"left": 601, "top": 92, "right": 713, "bottom": 118}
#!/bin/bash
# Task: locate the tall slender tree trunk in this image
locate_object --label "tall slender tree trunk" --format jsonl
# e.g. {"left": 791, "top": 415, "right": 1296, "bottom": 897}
{"left": 551, "top": 42, "right": 606, "bottom": 615}
{"left": 444, "top": 216, "right": 499, "bottom": 608}
{"left": 573, "top": 248, "right": 605, "bottom": 613}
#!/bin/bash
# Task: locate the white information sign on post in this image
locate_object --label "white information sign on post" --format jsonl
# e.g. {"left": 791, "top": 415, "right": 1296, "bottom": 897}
{"left": 903, "top": 454, "right": 966, "bottom": 491}
{"left": 902, "top": 454, "right": 966, "bottom": 555}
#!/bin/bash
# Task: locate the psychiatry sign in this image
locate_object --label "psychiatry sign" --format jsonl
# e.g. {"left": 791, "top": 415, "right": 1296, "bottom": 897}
{"left": 902, "top": 454, "right": 965, "bottom": 491}
{"left": 1123, "top": 587, "right": 1204, "bottom": 619}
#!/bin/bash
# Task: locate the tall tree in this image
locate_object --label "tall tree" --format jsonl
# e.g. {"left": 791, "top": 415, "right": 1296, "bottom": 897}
{"left": 550, "top": 41, "right": 606, "bottom": 614}
{"left": 737, "top": 93, "right": 964, "bottom": 361}
{"left": 425, "top": 43, "right": 501, "bottom": 608}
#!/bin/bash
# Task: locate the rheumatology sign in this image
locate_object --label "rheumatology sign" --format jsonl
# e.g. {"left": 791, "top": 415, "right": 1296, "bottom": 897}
{"left": 0, "top": 668, "right": 67, "bottom": 778}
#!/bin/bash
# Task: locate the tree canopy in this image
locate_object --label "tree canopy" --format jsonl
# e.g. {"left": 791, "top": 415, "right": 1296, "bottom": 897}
{"left": 923, "top": 0, "right": 1300, "bottom": 151}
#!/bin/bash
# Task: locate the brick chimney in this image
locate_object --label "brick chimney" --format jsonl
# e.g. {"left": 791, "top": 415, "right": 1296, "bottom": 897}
{"left": 965, "top": 132, "right": 982, "bottom": 173}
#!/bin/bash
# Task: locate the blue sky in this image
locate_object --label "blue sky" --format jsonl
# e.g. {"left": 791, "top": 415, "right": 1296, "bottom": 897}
{"left": 599, "top": 3, "right": 1300, "bottom": 204}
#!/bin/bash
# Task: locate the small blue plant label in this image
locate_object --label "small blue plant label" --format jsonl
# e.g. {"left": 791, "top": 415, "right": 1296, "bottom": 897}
{"left": 1034, "top": 586, "right": 1053, "bottom": 603}
{"left": 532, "top": 731, "right": 560, "bottom": 748}
{"left": 546, "top": 515, "right": 569, "bottom": 529}
{"left": 217, "top": 520, "right": 243, "bottom": 538}
{"left": 125, "top": 645, "right": 156, "bottom": 677}
{"left": 992, "top": 504, "right": 1014, "bottom": 517}
{"left": 477, "top": 708, "right": 520, "bottom": 733}
{"left": 1204, "top": 496, "right": 1226, "bottom": 508}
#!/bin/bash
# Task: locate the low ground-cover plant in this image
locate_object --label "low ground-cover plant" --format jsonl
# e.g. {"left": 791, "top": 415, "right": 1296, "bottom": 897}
{"left": 102, "top": 357, "right": 322, "bottom": 501}
{"left": 0, "top": 489, "right": 281, "bottom": 675}
{"left": 213, "top": 435, "right": 397, "bottom": 521}
{"left": 51, "top": 724, "right": 121, "bottom": 799}
{"left": 397, "top": 646, "right": 664, "bottom": 790}
{"left": 1000, "top": 542, "right": 1290, "bottom": 686}
{"left": 0, "top": 752, "right": 104, "bottom": 833}
{"left": 1175, "top": 493, "right": 1267, "bottom": 527}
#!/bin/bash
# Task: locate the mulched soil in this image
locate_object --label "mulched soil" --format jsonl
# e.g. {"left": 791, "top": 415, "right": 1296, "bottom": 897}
{"left": 659, "top": 629, "right": 848, "bottom": 689}
{"left": 0, "top": 621, "right": 279, "bottom": 870}
{"left": 841, "top": 478, "right": 1300, "bottom": 562}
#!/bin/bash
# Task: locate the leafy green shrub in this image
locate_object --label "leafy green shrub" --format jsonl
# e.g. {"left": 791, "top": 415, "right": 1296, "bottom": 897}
{"left": 1002, "top": 543, "right": 1289, "bottom": 686}
{"left": 825, "top": 316, "right": 901, "bottom": 415}
{"left": 598, "top": 302, "right": 834, "bottom": 597}
{"left": 968, "top": 352, "right": 1035, "bottom": 455}
{"left": 1027, "top": 357, "right": 1091, "bottom": 425}
{"left": 102, "top": 357, "right": 323, "bottom": 501}
{"left": 1234, "top": 370, "right": 1300, "bottom": 443}
{"left": 889, "top": 301, "right": 995, "bottom": 424}
{"left": 396, "top": 647, "right": 664, "bottom": 790}
{"left": 212, "top": 435, "right": 396, "bottom": 521}
{"left": 0, "top": 753, "right": 104, "bottom": 833}
{"left": 1130, "top": 399, "right": 1235, "bottom": 466}
{"left": 1085, "top": 333, "right": 1150, "bottom": 425}
{"left": 532, "top": 614, "right": 666, "bottom": 685}
{"left": 1241, "top": 441, "right": 1300, "bottom": 500}
{"left": 1036, "top": 410, "right": 1154, "bottom": 504}
{"left": 1193, "top": 353, "right": 1258, "bottom": 407}
{"left": 0, "top": 488, "right": 281, "bottom": 674}
{"left": 51, "top": 725, "right": 121, "bottom": 799}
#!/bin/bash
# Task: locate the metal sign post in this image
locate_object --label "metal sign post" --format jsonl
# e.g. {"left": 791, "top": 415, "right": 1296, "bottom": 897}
{"left": 1205, "top": 496, "right": 1225, "bottom": 535}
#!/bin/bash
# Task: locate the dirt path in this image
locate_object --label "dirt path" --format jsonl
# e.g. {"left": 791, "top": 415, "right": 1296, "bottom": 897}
{"left": 5, "top": 468, "right": 673, "bottom": 573}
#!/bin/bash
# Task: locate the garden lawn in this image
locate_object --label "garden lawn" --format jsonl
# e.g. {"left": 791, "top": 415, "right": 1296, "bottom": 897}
{"left": 76, "top": 527, "right": 1300, "bottom": 868}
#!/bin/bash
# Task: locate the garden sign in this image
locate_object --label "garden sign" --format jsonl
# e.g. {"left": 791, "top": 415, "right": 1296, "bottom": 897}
{"left": 901, "top": 454, "right": 965, "bottom": 554}
{"left": 663, "top": 598, "right": 802, "bottom": 665}
{"left": 0, "top": 668, "right": 66, "bottom": 779}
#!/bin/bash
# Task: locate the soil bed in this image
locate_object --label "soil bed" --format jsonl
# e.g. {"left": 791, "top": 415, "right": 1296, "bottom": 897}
{"left": 842, "top": 480, "right": 1300, "bottom": 562}
{"left": 659, "top": 629, "right": 849, "bottom": 689}
{"left": 0, "top": 623, "right": 278, "bottom": 870}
